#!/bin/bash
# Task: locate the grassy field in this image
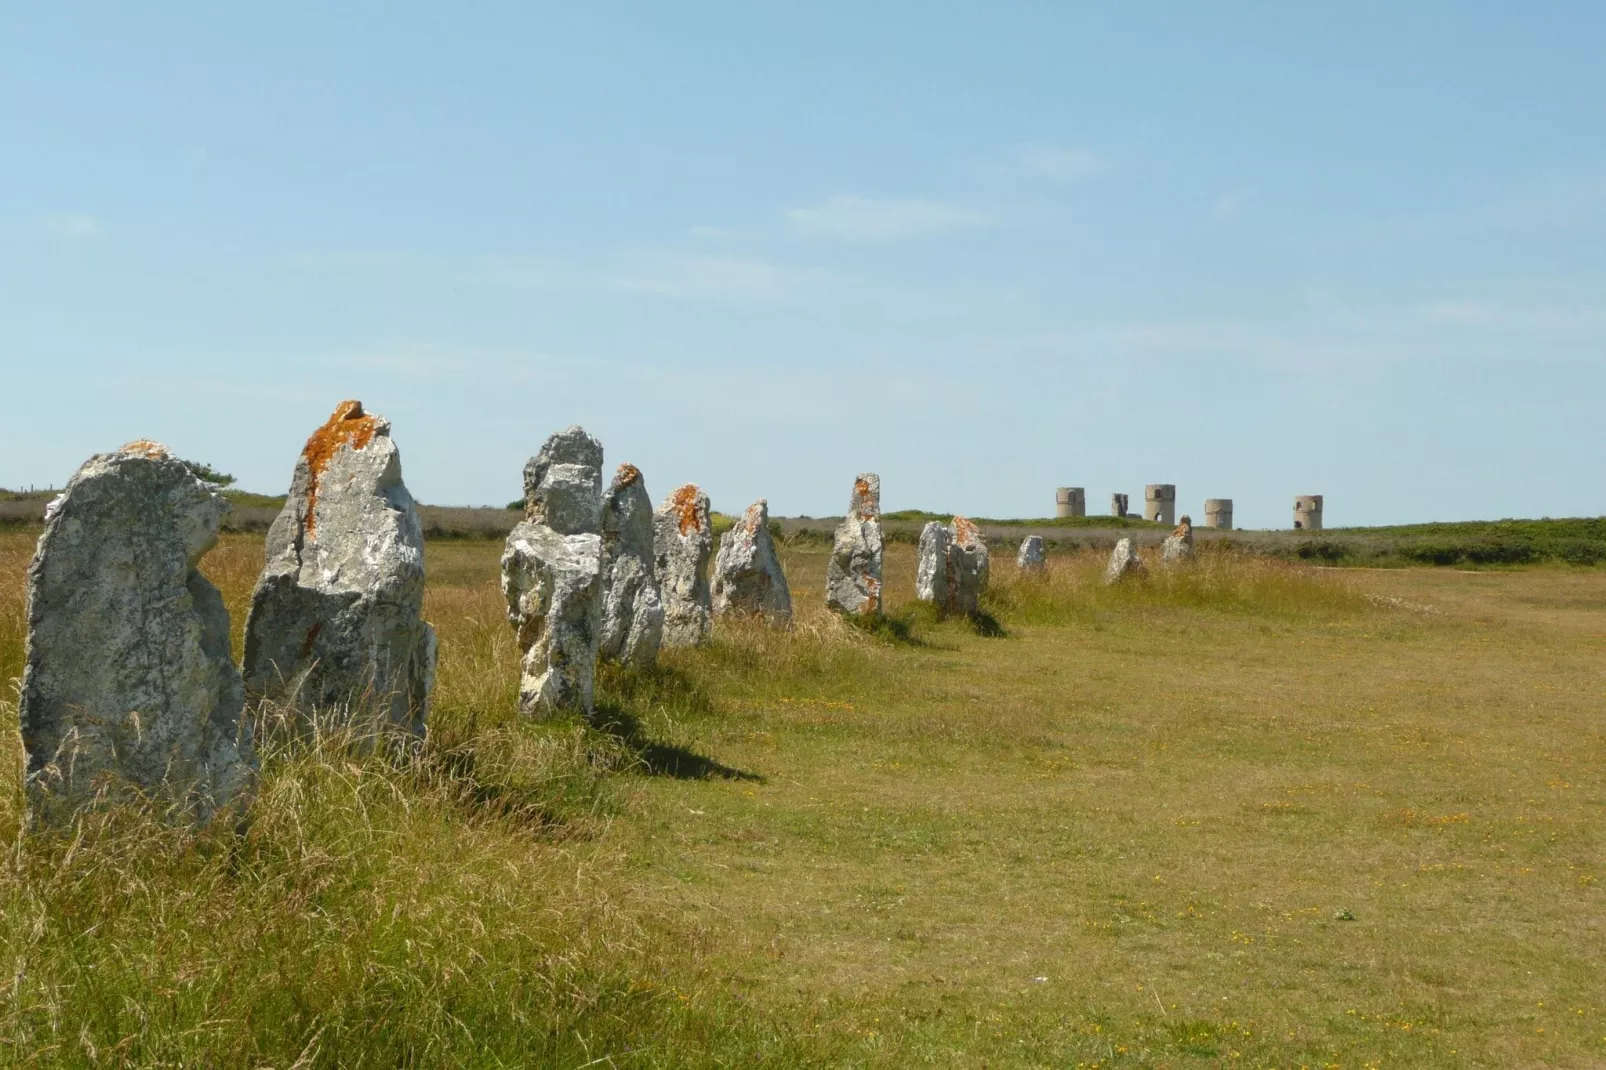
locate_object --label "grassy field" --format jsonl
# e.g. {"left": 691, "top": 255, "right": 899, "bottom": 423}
{"left": 0, "top": 530, "right": 1603, "bottom": 1066}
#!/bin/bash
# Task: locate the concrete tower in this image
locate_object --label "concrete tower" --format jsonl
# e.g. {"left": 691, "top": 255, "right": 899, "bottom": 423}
{"left": 1144, "top": 484, "right": 1176, "bottom": 526}
{"left": 1293, "top": 495, "right": 1324, "bottom": 531}
{"left": 1203, "top": 499, "right": 1233, "bottom": 530}
{"left": 1054, "top": 487, "right": 1086, "bottom": 519}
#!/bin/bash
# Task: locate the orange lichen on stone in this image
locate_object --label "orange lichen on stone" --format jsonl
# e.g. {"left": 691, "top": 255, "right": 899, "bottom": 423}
{"left": 614, "top": 463, "right": 642, "bottom": 488}
{"left": 862, "top": 575, "right": 882, "bottom": 614}
{"left": 952, "top": 516, "right": 981, "bottom": 548}
{"left": 301, "top": 400, "right": 378, "bottom": 535}
{"left": 851, "top": 478, "right": 873, "bottom": 518}
{"left": 741, "top": 501, "right": 765, "bottom": 533}
{"left": 1171, "top": 518, "right": 1193, "bottom": 540}
{"left": 120, "top": 439, "right": 169, "bottom": 459}
{"left": 669, "top": 484, "right": 706, "bottom": 536}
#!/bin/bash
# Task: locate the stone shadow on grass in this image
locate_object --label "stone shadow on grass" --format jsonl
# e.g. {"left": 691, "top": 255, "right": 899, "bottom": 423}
{"left": 967, "top": 610, "right": 1007, "bottom": 638}
{"left": 590, "top": 703, "right": 764, "bottom": 783}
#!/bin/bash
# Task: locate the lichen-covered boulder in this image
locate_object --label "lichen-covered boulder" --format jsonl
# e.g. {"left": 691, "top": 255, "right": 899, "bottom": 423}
{"left": 1104, "top": 537, "right": 1145, "bottom": 584}
{"left": 502, "top": 426, "right": 605, "bottom": 716}
{"left": 825, "top": 474, "right": 883, "bottom": 616}
{"left": 20, "top": 441, "right": 257, "bottom": 824}
{"left": 599, "top": 463, "right": 664, "bottom": 668}
{"left": 653, "top": 484, "right": 714, "bottom": 647}
{"left": 712, "top": 499, "right": 792, "bottom": 626}
{"left": 947, "top": 517, "right": 991, "bottom": 615}
{"left": 1017, "top": 535, "right": 1046, "bottom": 571}
{"left": 915, "top": 521, "right": 951, "bottom": 606}
{"left": 502, "top": 523, "right": 603, "bottom": 716}
{"left": 1161, "top": 516, "right": 1195, "bottom": 565}
{"left": 243, "top": 401, "right": 437, "bottom": 736}
{"left": 523, "top": 425, "right": 603, "bottom": 535}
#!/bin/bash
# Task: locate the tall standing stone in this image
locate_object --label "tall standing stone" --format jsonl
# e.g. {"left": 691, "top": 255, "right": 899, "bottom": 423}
{"left": 502, "top": 427, "right": 604, "bottom": 716}
{"left": 825, "top": 474, "right": 883, "bottom": 616}
{"left": 243, "top": 401, "right": 437, "bottom": 736}
{"left": 1161, "top": 515, "right": 1195, "bottom": 565}
{"left": 20, "top": 441, "right": 257, "bottom": 823}
{"left": 947, "top": 517, "right": 991, "bottom": 615}
{"left": 599, "top": 463, "right": 665, "bottom": 668}
{"left": 711, "top": 499, "right": 792, "bottom": 626}
{"left": 653, "top": 484, "right": 714, "bottom": 647}
{"left": 916, "top": 517, "right": 990, "bottom": 615}
{"left": 915, "top": 521, "right": 951, "bottom": 607}
{"left": 1104, "top": 537, "right": 1145, "bottom": 584}
{"left": 1017, "top": 535, "right": 1046, "bottom": 572}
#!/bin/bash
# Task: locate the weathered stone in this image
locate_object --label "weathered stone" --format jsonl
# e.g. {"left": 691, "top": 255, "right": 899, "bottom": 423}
{"left": 502, "top": 426, "right": 606, "bottom": 716}
{"left": 711, "top": 499, "right": 792, "bottom": 626}
{"left": 825, "top": 474, "right": 883, "bottom": 616}
{"left": 947, "top": 517, "right": 991, "bottom": 615}
{"left": 1017, "top": 535, "right": 1046, "bottom": 571}
{"left": 20, "top": 441, "right": 257, "bottom": 823}
{"left": 1161, "top": 515, "right": 1195, "bottom": 565}
{"left": 523, "top": 425, "right": 603, "bottom": 535}
{"left": 915, "top": 521, "right": 951, "bottom": 606}
{"left": 599, "top": 463, "right": 664, "bottom": 668}
{"left": 502, "top": 523, "right": 602, "bottom": 715}
{"left": 243, "top": 401, "right": 437, "bottom": 737}
{"left": 916, "top": 517, "right": 990, "bottom": 614}
{"left": 1104, "top": 537, "right": 1145, "bottom": 584}
{"left": 653, "top": 484, "right": 714, "bottom": 647}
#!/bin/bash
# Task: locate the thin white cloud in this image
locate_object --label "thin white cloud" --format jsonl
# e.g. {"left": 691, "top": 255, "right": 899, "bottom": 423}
{"left": 1212, "top": 189, "right": 1256, "bottom": 220}
{"left": 1418, "top": 301, "right": 1495, "bottom": 326}
{"left": 41, "top": 214, "right": 100, "bottom": 239}
{"left": 786, "top": 196, "right": 989, "bottom": 241}
{"left": 605, "top": 252, "right": 821, "bottom": 301}
{"left": 1011, "top": 145, "right": 1106, "bottom": 181}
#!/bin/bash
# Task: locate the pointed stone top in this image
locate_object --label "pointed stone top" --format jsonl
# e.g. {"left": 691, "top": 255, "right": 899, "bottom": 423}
{"left": 611, "top": 462, "right": 643, "bottom": 489}
{"left": 300, "top": 400, "right": 386, "bottom": 535}
{"left": 849, "top": 474, "right": 880, "bottom": 520}
{"left": 661, "top": 483, "right": 710, "bottom": 536}
{"left": 951, "top": 515, "right": 983, "bottom": 549}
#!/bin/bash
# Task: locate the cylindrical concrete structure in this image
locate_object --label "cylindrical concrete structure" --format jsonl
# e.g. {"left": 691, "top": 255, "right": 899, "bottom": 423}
{"left": 1293, "top": 495, "right": 1324, "bottom": 531}
{"left": 1203, "top": 498, "right": 1233, "bottom": 530}
{"left": 1054, "top": 487, "right": 1086, "bottom": 519}
{"left": 1144, "top": 484, "right": 1176, "bottom": 526}
{"left": 1111, "top": 493, "right": 1129, "bottom": 518}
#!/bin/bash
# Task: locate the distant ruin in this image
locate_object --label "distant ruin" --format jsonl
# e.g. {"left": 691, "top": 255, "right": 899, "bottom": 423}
{"left": 1054, "top": 487, "right": 1086, "bottom": 519}
{"left": 1294, "top": 495, "right": 1324, "bottom": 531}
{"left": 1144, "top": 484, "right": 1176, "bottom": 526}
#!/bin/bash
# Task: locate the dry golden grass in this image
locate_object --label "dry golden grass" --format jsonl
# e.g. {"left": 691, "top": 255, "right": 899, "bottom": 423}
{"left": 0, "top": 529, "right": 1602, "bottom": 1066}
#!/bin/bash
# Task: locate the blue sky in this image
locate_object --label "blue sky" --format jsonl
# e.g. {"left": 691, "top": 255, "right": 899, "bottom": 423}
{"left": 4, "top": 3, "right": 1604, "bottom": 527}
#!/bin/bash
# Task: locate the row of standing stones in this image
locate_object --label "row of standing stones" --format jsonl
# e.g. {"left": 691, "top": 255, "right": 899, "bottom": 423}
{"left": 18, "top": 396, "right": 1188, "bottom": 828}
{"left": 18, "top": 403, "right": 945, "bottom": 827}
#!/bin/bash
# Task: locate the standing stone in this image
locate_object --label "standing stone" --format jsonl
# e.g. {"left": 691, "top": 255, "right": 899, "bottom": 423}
{"left": 947, "top": 517, "right": 991, "bottom": 615}
{"left": 917, "top": 517, "right": 990, "bottom": 614}
{"left": 825, "top": 474, "right": 883, "bottom": 616}
{"left": 502, "top": 427, "right": 604, "bottom": 716}
{"left": 20, "top": 441, "right": 257, "bottom": 823}
{"left": 599, "top": 463, "right": 665, "bottom": 668}
{"left": 653, "top": 484, "right": 714, "bottom": 647}
{"left": 1017, "top": 535, "right": 1046, "bottom": 572}
{"left": 1104, "top": 537, "right": 1145, "bottom": 584}
{"left": 712, "top": 499, "right": 792, "bottom": 626}
{"left": 1161, "top": 515, "right": 1196, "bottom": 565}
{"left": 243, "top": 401, "right": 437, "bottom": 737}
{"left": 915, "top": 521, "right": 951, "bottom": 607}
